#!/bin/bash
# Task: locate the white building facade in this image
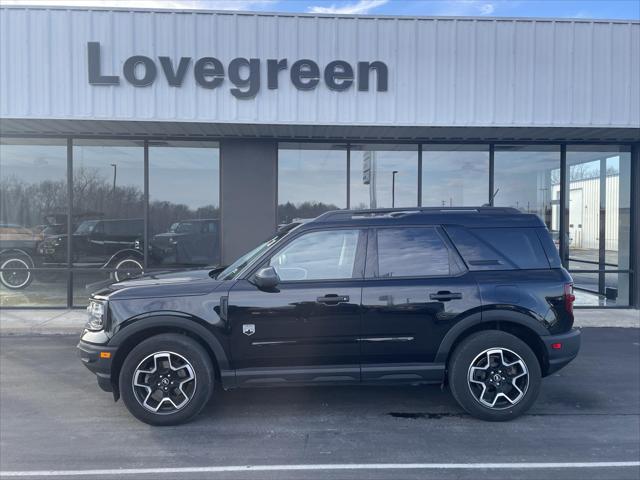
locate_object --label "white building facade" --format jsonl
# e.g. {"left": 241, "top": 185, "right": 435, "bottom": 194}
{"left": 0, "top": 6, "right": 638, "bottom": 308}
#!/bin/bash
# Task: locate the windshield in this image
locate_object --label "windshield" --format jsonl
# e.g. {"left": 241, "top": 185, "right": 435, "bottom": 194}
{"left": 215, "top": 224, "right": 299, "bottom": 281}
{"left": 74, "top": 220, "right": 98, "bottom": 234}
{"left": 174, "top": 222, "right": 197, "bottom": 233}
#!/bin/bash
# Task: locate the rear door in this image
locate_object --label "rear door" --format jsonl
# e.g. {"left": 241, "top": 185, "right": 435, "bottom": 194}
{"left": 360, "top": 226, "right": 481, "bottom": 382}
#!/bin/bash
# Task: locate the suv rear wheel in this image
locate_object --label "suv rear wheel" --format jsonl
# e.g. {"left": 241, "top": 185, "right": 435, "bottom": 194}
{"left": 119, "top": 334, "right": 214, "bottom": 426}
{"left": 0, "top": 253, "right": 34, "bottom": 290}
{"left": 448, "top": 330, "right": 541, "bottom": 421}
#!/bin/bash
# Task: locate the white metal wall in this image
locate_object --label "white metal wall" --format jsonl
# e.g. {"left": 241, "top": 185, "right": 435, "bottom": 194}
{"left": 554, "top": 175, "right": 622, "bottom": 251}
{"left": 1, "top": 7, "right": 639, "bottom": 128}
{"left": 569, "top": 175, "right": 621, "bottom": 251}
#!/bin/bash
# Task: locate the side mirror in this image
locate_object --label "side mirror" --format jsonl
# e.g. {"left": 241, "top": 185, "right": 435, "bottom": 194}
{"left": 253, "top": 266, "right": 280, "bottom": 290}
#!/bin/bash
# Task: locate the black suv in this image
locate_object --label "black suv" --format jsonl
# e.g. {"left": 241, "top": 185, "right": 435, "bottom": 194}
{"left": 42, "top": 218, "right": 144, "bottom": 278}
{"left": 78, "top": 208, "right": 581, "bottom": 425}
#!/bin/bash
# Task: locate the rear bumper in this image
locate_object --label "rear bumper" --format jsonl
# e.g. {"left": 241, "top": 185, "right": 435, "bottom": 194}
{"left": 77, "top": 339, "right": 117, "bottom": 393}
{"left": 542, "top": 328, "right": 581, "bottom": 376}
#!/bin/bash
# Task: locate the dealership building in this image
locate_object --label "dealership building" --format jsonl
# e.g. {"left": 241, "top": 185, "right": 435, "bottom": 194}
{"left": 0, "top": 5, "right": 638, "bottom": 309}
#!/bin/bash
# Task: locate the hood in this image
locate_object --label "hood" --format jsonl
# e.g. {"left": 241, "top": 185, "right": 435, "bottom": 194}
{"left": 93, "top": 267, "right": 225, "bottom": 300}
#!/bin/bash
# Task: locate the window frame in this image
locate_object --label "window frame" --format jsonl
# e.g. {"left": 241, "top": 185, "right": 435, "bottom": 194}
{"left": 246, "top": 226, "right": 368, "bottom": 284}
{"left": 365, "top": 225, "right": 467, "bottom": 280}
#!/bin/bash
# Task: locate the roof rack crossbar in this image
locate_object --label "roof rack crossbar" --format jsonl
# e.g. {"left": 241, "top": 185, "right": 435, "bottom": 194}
{"left": 315, "top": 206, "right": 520, "bottom": 222}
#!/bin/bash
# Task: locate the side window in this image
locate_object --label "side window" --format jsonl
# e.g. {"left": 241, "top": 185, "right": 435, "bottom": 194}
{"left": 376, "top": 227, "right": 461, "bottom": 278}
{"left": 269, "top": 229, "right": 360, "bottom": 281}
{"left": 445, "top": 226, "right": 550, "bottom": 270}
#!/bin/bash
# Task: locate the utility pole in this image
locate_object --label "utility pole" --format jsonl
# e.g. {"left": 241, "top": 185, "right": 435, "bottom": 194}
{"left": 111, "top": 163, "right": 117, "bottom": 193}
{"left": 392, "top": 170, "right": 398, "bottom": 208}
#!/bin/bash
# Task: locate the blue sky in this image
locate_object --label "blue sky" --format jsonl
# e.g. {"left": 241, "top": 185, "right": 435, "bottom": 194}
{"left": 3, "top": 0, "right": 639, "bottom": 20}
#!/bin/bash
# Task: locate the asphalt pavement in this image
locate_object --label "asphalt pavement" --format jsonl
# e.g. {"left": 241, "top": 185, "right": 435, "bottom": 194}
{"left": 0, "top": 328, "right": 639, "bottom": 480}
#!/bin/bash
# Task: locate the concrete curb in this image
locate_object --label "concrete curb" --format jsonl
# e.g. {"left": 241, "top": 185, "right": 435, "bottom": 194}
{"left": 0, "top": 309, "right": 86, "bottom": 337}
{"left": 1, "top": 308, "right": 638, "bottom": 336}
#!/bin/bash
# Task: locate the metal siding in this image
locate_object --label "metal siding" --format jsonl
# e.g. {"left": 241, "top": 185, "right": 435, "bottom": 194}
{"left": 0, "top": 7, "right": 639, "bottom": 129}
{"left": 632, "top": 25, "right": 640, "bottom": 128}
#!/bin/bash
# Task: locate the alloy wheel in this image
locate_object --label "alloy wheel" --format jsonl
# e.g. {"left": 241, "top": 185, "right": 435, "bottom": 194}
{"left": 114, "top": 259, "right": 143, "bottom": 282}
{"left": 467, "top": 347, "right": 529, "bottom": 410}
{"left": 0, "top": 258, "right": 31, "bottom": 289}
{"left": 132, "top": 351, "right": 197, "bottom": 415}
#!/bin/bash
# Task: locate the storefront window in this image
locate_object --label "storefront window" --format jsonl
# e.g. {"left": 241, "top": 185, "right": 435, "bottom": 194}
{"left": 350, "top": 144, "right": 418, "bottom": 209}
{"left": 69, "top": 140, "right": 145, "bottom": 302}
{"left": 149, "top": 141, "right": 220, "bottom": 268}
{"left": 422, "top": 145, "right": 489, "bottom": 207}
{"left": 278, "top": 143, "right": 347, "bottom": 225}
{"left": 494, "top": 145, "right": 560, "bottom": 238}
{"left": 0, "top": 138, "right": 68, "bottom": 306}
{"left": 567, "top": 146, "right": 632, "bottom": 306}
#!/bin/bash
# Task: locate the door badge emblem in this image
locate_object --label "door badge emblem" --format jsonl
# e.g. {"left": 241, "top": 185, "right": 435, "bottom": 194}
{"left": 243, "top": 324, "right": 256, "bottom": 336}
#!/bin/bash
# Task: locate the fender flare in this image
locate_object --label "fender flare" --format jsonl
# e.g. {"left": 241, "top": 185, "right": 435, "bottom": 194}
{"left": 434, "top": 308, "right": 549, "bottom": 364}
{"left": 103, "top": 249, "right": 144, "bottom": 269}
{"left": 0, "top": 248, "right": 35, "bottom": 267}
{"left": 110, "top": 314, "right": 230, "bottom": 371}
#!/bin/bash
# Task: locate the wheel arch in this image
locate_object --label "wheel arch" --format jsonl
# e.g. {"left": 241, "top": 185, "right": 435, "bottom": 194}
{"left": 109, "top": 315, "right": 231, "bottom": 400}
{"left": 436, "top": 310, "right": 550, "bottom": 377}
{"left": 0, "top": 248, "right": 36, "bottom": 267}
{"left": 103, "top": 249, "right": 144, "bottom": 269}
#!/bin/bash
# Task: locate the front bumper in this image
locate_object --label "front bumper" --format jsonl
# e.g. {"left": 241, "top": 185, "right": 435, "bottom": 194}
{"left": 77, "top": 338, "right": 118, "bottom": 393}
{"left": 542, "top": 328, "right": 581, "bottom": 376}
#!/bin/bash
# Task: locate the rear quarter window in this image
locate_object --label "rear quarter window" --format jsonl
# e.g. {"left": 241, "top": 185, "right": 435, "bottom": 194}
{"left": 445, "top": 226, "right": 551, "bottom": 270}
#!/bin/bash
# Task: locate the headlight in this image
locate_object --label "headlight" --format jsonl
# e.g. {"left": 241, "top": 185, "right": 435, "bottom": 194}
{"left": 86, "top": 300, "right": 106, "bottom": 331}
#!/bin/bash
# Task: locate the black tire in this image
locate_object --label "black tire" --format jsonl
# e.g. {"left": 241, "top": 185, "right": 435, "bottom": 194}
{"left": 111, "top": 257, "right": 144, "bottom": 283}
{"left": 0, "top": 254, "right": 34, "bottom": 290}
{"left": 448, "top": 330, "right": 541, "bottom": 421}
{"left": 119, "top": 334, "right": 214, "bottom": 426}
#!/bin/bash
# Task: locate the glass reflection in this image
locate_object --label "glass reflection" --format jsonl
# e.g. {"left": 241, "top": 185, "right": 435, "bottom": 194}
{"left": 0, "top": 139, "right": 68, "bottom": 301}
{"left": 567, "top": 146, "right": 631, "bottom": 306}
{"left": 494, "top": 145, "right": 560, "bottom": 239}
{"left": 422, "top": 145, "right": 489, "bottom": 207}
{"left": 350, "top": 144, "right": 418, "bottom": 209}
{"left": 149, "top": 141, "right": 220, "bottom": 267}
{"left": 278, "top": 143, "right": 347, "bottom": 225}
{"left": 62, "top": 140, "right": 144, "bottom": 276}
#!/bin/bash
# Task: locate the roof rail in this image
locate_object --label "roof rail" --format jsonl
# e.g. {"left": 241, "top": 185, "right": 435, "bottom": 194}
{"left": 315, "top": 206, "right": 521, "bottom": 222}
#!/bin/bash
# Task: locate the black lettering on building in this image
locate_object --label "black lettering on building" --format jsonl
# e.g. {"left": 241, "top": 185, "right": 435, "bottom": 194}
{"left": 159, "top": 57, "right": 191, "bottom": 87}
{"left": 290, "top": 59, "right": 320, "bottom": 90}
{"left": 357, "top": 61, "right": 388, "bottom": 92}
{"left": 123, "top": 56, "right": 157, "bottom": 87}
{"left": 229, "top": 58, "right": 260, "bottom": 99}
{"left": 194, "top": 57, "right": 225, "bottom": 89}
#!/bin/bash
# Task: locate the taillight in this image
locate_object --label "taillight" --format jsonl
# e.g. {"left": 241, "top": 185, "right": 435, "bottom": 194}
{"left": 564, "top": 283, "right": 576, "bottom": 314}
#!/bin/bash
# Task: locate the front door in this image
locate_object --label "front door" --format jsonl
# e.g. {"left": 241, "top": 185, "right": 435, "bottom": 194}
{"left": 360, "top": 226, "right": 481, "bottom": 382}
{"left": 228, "top": 228, "right": 366, "bottom": 386}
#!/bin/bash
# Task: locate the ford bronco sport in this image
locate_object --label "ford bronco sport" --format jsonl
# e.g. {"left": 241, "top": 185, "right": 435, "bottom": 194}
{"left": 78, "top": 207, "right": 581, "bottom": 425}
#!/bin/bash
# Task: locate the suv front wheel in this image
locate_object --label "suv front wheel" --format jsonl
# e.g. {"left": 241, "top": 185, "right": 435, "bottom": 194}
{"left": 448, "top": 330, "right": 541, "bottom": 421}
{"left": 119, "top": 334, "right": 214, "bottom": 426}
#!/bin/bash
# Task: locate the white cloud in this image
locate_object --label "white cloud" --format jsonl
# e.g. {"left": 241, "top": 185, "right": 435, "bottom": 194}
{"left": 574, "top": 10, "right": 594, "bottom": 19}
{"left": 308, "top": 0, "right": 388, "bottom": 15}
{"left": 432, "top": 1, "right": 498, "bottom": 17}
{"left": 0, "top": 0, "right": 277, "bottom": 11}
{"left": 479, "top": 3, "right": 495, "bottom": 15}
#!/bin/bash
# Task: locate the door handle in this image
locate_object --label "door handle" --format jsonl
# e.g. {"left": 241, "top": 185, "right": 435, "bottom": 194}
{"left": 429, "top": 291, "right": 462, "bottom": 301}
{"left": 317, "top": 294, "right": 350, "bottom": 305}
